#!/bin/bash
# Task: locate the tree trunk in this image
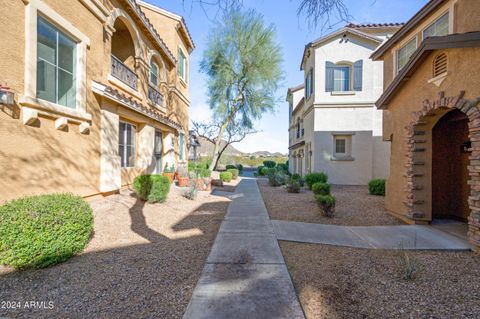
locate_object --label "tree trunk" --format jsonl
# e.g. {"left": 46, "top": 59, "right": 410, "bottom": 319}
{"left": 209, "top": 122, "right": 228, "bottom": 171}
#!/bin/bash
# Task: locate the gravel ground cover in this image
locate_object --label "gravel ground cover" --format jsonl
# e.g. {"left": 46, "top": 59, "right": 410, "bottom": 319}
{"left": 0, "top": 187, "right": 230, "bottom": 319}
{"left": 280, "top": 242, "right": 480, "bottom": 319}
{"left": 257, "top": 178, "right": 402, "bottom": 226}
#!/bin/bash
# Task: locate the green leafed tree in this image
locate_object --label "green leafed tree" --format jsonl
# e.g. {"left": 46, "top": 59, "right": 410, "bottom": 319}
{"left": 200, "top": 9, "right": 283, "bottom": 170}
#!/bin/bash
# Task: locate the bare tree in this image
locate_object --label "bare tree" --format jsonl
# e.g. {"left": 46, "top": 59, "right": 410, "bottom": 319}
{"left": 183, "top": 0, "right": 351, "bottom": 30}
{"left": 191, "top": 119, "right": 258, "bottom": 169}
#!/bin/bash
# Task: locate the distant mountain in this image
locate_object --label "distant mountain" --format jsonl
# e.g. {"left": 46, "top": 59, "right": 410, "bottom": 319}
{"left": 196, "top": 137, "right": 286, "bottom": 157}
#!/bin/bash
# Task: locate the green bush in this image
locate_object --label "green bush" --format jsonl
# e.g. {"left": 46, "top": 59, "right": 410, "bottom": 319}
{"left": 227, "top": 168, "right": 239, "bottom": 180}
{"left": 263, "top": 160, "right": 276, "bottom": 168}
{"left": 195, "top": 168, "right": 212, "bottom": 178}
{"left": 368, "top": 179, "right": 386, "bottom": 196}
{"left": 220, "top": 171, "right": 233, "bottom": 182}
{"left": 268, "top": 171, "right": 287, "bottom": 187}
{"left": 236, "top": 164, "right": 244, "bottom": 172}
{"left": 286, "top": 180, "right": 301, "bottom": 193}
{"left": 226, "top": 164, "right": 237, "bottom": 170}
{"left": 291, "top": 173, "right": 304, "bottom": 187}
{"left": 312, "top": 182, "right": 331, "bottom": 196}
{"left": 257, "top": 165, "right": 265, "bottom": 176}
{"left": 315, "top": 194, "right": 336, "bottom": 218}
{"left": 265, "top": 168, "right": 277, "bottom": 177}
{"left": 305, "top": 172, "right": 328, "bottom": 189}
{"left": 134, "top": 174, "right": 171, "bottom": 203}
{"left": 276, "top": 163, "right": 288, "bottom": 172}
{"left": 0, "top": 194, "right": 93, "bottom": 269}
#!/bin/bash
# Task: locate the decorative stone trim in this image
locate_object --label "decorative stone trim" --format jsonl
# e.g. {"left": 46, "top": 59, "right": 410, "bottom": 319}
{"left": 404, "top": 91, "right": 480, "bottom": 248}
{"left": 55, "top": 117, "right": 68, "bottom": 130}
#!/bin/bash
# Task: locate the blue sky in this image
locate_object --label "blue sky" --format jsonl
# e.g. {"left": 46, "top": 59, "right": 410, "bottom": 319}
{"left": 146, "top": 0, "right": 428, "bottom": 153}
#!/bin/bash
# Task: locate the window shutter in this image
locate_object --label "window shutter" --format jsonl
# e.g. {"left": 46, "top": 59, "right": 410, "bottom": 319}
{"left": 353, "top": 60, "right": 363, "bottom": 91}
{"left": 325, "top": 61, "right": 334, "bottom": 92}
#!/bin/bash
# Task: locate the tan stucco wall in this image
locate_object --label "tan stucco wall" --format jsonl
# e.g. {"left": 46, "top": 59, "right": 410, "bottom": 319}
{"left": 0, "top": 0, "right": 190, "bottom": 202}
{"left": 381, "top": 0, "right": 480, "bottom": 88}
{"left": 385, "top": 48, "right": 480, "bottom": 219}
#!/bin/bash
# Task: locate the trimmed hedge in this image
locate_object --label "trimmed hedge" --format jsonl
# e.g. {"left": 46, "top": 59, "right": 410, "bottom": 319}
{"left": 226, "top": 164, "right": 237, "bottom": 170}
{"left": 286, "top": 180, "right": 301, "bottom": 193}
{"left": 236, "top": 164, "right": 244, "bottom": 172}
{"left": 312, "top": 182, "right": 331, "bottom": 196}
{"left": 227, "top": 168, "right": 239, "bottom": 180}
{"left": 305, "top": 172, "right": 328, "bottom": 189}
{"left": 291, "top": 173, "right": 304, "bottom": 187}
{"left": 133, "top": 174, "right": 171, "bottom": 203}
{"left": 276, "top": 163, "right": 288, "bottom": 172}
{"left": 0, "top": 194, "right": 93, "bottom": 269}
{"left": 368, "top": 179, "right": 386, "bottom": 196}
{"left": 257, "top": 165, "right": 265, "bottom": 176}
{"left": 220, "top": 171, "right": 233, "bottom": 182}
{"left": 263, "top": 160, "right": 276, "bottom": 168}
{"left": 315, "top": 194, "right": 336, "bottom": 217}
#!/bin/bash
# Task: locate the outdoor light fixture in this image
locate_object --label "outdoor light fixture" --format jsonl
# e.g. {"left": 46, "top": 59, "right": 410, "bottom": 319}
{"left": 0, "top": 85, "right": 14, "bottom": 105}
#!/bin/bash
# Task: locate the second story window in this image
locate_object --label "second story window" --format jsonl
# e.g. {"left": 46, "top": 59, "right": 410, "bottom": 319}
{"left": 397, "top": 37, "right": 417, "bottom": 73}
{"left": 305, "top": 69, "right": 313, "bottom": 99}
{"left": 325, "top": 60, "right": 362, "bottom": 92}
{"left": 150, "top": 61, "right": 159, "bottom": 86}
{"left": 37, "top": 16, "right": 77, "bottom": 108}
{"left": 423, "top": 12, "right": 449, "bottom": 39}
{"left": 178, "top": 49, "right": 187, "bottom": 82}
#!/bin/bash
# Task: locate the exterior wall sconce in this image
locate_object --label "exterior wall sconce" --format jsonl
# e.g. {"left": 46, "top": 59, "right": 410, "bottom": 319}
{"left": 0, "top": 85, "right": 15, "bottom": 105}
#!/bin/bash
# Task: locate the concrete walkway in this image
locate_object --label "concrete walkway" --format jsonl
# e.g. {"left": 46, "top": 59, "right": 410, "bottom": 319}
{"left": 273, "top": 220, "right": 474, "bottom": 250}
{"left": 183, "top": 178, "right": 305, "bottom": 319}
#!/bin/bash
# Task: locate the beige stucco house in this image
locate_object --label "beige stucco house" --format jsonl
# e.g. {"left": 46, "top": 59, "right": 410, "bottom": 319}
{"left": 372, "top": 0, "right": 480, "bottom": 248}
{"left": 0, "top": 0, "right": 194, "bottom": 202}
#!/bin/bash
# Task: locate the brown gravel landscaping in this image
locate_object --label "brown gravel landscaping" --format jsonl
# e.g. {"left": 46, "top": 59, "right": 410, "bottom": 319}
{"left": 280, "top": 242, "right": 480, "bottom": 319}
{"left": 0, "top": 187, "right": 229, "bottom": 319}
{"left": 257, "top": 178, "right": 402, "bottom": 226}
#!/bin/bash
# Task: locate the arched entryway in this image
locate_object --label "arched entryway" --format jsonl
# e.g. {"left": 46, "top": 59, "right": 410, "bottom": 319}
{"left": 432, "top": 109, "right": 470, "bottom": 221}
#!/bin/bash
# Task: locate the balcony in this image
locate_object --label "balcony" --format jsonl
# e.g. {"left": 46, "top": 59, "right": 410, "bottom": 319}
{"left": 148, "top": 84, "right": 165, "bottom": 108}
{"left": 111, "top": 55, "right": 138, "bottom": 91}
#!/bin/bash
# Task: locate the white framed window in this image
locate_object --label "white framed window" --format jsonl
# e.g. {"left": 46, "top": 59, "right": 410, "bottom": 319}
{"left": 119, "top": 121, "right": 136, "bottom": 168}
{"left": 423, "top": 12, "right": 449, "bottom": 39}
{"left": 178, "top": 49, "right": 187, "bottom": 82}
{"left": 305, "top": 69, "right": 313, "bottom": 99}
{"left": 332, "top": 134, "right": 354, "bottom": 161}
{"left": 37, "top": 16, "right": 77, "bottom": 108}
{"left": 179, "top": 132, "right": 185, "bottom": 161}
{"left": 333, "top": 65, "right": 350, "bottom": 92}
{"left": 23, "top": 0, "right": 90, "bottom": 118}
{"left": 396, "top": 37, "right": 417, "bottom": 73}
{"left": 150, "top": 61, "right": 159, "bottom": 86}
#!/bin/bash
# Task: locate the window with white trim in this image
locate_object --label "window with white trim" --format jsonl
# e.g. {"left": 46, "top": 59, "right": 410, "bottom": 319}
{"left": 423, "top": 12, "right": 449, "bottom": 39}
{"left": 178, "top": 49, "right": 187, "bottom": 82}
{"left": 119, "top": 121, "right": 136, "bottom": 168}
{"left": 179, "top": 133, "right": 185, "bottom": 161}
{"left": 305, "top": 69, "right": 313, "bottom": 99}
{"left": 37, "top": 16, "right": 77, "bottom": 108}
{"left": 396, "top": 37, "right": 417, "bottom": 73}
{"left": 150, "top": 61, "right": 159, "bottom": 86}
{"left": 333, "top": 65, "right": 350, "bottom": 91}
{"left": 332, "top": 135, "right": 353, "bottom": 160}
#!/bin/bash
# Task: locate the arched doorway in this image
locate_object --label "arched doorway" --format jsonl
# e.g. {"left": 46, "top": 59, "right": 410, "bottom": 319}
{"left": 432, "top": 109, "right": 470, "bottom": 221}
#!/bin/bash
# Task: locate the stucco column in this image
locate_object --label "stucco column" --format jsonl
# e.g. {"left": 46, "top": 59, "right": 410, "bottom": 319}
{"left": 137, "top": 123, "right": 155, "bottom": 174}
{"left": 99, "top": 101, "right": 121, "bottom": 193}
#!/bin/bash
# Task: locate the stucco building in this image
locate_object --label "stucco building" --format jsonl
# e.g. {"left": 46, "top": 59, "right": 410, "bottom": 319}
{"left": 287, "top": 23, "right": 401, "bottom": 185}
{"left": 0, "top": 0, "right": 193, "bottom": 202}
{"left": 372, "top": 0, "right": 480, "bottom": 247}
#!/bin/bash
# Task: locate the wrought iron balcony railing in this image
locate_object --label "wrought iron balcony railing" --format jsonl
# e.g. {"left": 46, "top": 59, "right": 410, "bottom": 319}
{"left": 148, "top": 84, "right": 165, "bottom": 108}
{"left": 111, "top": 55, "right": 138, "bottom": 90}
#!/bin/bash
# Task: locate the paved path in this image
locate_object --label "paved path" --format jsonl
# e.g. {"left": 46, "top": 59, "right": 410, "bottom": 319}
{"left": 183, "top": 178, "right": 305, "bottom": 319}
{"left": 273, "top": 220, "right": 474, "bottom": 250}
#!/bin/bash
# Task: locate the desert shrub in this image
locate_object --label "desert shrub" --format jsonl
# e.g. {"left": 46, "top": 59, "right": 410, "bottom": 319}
{"left": 276, "top": 163, "right": 288, "bottom": 172}
{"left": 236, "top": 164, "right": 244, "bottom": 172}
{"left": 226, "top": 164, "right": 237, "bottom": 170}
{"left": 268, "top": 171, "right": 287, "bottom": 187}
{"left": 368, "top": 179, "right": 386, "bottom": 196}
{"left": 312, "top": 182, "right": 331, "bottom": 196}
{"left": 263, "top": 160, "right": 276, "bottom": 168}
{"left": 315, "top": 194, "right": 336, "bottom": 217}
{"left": 305, "top": 172, "right": 328, "bottom": 189}
{"left": 286, "top": 180, "right": 301, "bottom": 193}
{"left": 227, "top": 168, "right": 239, "bottom": 180}
{"left": 291, "top": 173, "right": 304, "bottom": 187}
{"left": 257, "top": 165, "right": 264, "bottom": 176}
{"left": 220, "top": 171, "right": 233, "bottom": 182}
{"left": 265, "top": 167, "right": 277, "bottom": 177}
{"left": 0, "top": 194, "right": 93, "bottom": 269}
{"left": 134, "top": 174, "right": 171, "bottom": 203}
{"left": 183, "top": 186, "right": 198, "bottom": 200}
{"left": 194, "top": 168, "right": 212, "bottom": 178}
